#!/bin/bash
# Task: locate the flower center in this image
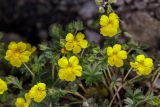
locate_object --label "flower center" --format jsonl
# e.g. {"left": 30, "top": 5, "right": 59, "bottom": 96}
{"left": 73, "top": 41, "right": 77, "bottom": 46}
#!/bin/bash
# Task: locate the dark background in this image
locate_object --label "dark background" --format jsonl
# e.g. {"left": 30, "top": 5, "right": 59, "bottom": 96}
{"left": 0, "top": 0, "right": 160, "bottom": 50}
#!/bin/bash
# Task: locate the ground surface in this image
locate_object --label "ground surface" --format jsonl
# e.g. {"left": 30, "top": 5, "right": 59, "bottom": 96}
{"left": 0, "top": 0, "right": 160, "bottom": 49}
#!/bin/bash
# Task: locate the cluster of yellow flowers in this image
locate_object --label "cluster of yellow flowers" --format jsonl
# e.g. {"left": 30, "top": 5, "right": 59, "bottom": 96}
{"left": 5, "top": 41, "right": 36, "bottom": 67}
{"left": 130, "top": 55, "right": 153, "bottom": 76}
{"left": 100, "top": 12, "right": 119, "bottom": 37}
{"left": 2, "top": 12, "right": 155, "bottom": 107}
{"left": 15, "top": 82, "right": 46, "bottom": 107}
{"left": 65, "top": 32, "right": 88, "bottom": 54}
{"left": 106, "top": 44, "right": 153, "bottom": 75}
{"left": 0, "top": 78, "right": 7, "bottom": 94}
{"left": 57, "top": 32, "right": 87, "bottom": 81}
{"left": 58, "top": 56, "right": 82, "bottom": 81}
{"left": 100, "top": 13, "right": 154, "bottom": 76}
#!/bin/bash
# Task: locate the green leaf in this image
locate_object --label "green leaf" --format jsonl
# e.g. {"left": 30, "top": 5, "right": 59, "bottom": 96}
{"left": 148, "top": 96, "right": 160, "bottom": 106}
{"left": 108, "top": 0, "right": 117, "bottom": 3}
{"left": 6, "top": 75, "right": 23, "bottom": 89}
{"left": 124, "top": 97, "right": 134, "bottom": 105}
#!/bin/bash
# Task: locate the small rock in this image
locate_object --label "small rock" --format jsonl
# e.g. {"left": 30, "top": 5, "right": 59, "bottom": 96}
{"left": 134, "top": 0, "right": 147, "bottom": 10}
{"left": 116, "top": 0, "right": 124, "bottom": 6}
{"left": 147, "top": 3, "right": 159, "bottom": 11}
{"left": 155, "top": 7, "right": 160, "bottom": 20}
{"left": 85, "top": 30, "right": 101, "bottom": 44}
{"left": 79, "top": 1, "right": 98, "bottom": 20}
{"left": 125, "top": 0, "right": 132, "bottom": 4}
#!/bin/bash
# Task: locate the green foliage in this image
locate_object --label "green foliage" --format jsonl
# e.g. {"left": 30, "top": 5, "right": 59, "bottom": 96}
{"left": 124, "top": 89, "right": 145, "bottom": 107}
{"left": 6, "top": 75, "right": 23, "bottom": 89}
{"left": 124, "top": 89, "right": 160, "bottom": 107}
{"left": 31, "top": 55, "right": 46, "bottom": 74}
{"left": 66, "top": 20, "right": 84, "bottom": 33}
{"left": 50, "top": 24, "right": 64, "bottom": 39}
{"left": 83, "top": 62, "right": 103, "bottom": 86}
{"left": 0, "top": 1, "right": 159, "bottom": 107}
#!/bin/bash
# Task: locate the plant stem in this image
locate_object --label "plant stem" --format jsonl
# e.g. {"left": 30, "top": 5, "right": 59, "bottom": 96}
{"left": 107, "top": 66, "right": 122, "bottom": 106}
{"left": 109, "top": 75, "right": 140, "bottom": 107}
{"left": 151, "top": 66, "right": 160, "bottom": 81}
{"left": 102, "top": 69, "right": 110, "bottom": 86}
{"left": 109, "top": 85, "right": 124, "bottom": 107}
{"left": 23, "top": 63, "right": 35, "bottom": 80}
{"left": 78, "top": 83, "right": 87, "bottom": 93}
{"left": 113, "top": 86, "right": 123, "bottom": 107}
{"left": 80, "top": 49, "right": 85, "bottom": 57}
{"left": 145, "top": 66, "right": 160, "bottom": 96}
{"left": 51, "top": 64, "right": 55, "bottom": 80}
{"left": 127, "top": 48, "right": 133, "bottom": 54}
{"left": 123, "top": 68, "right": 132, "bottom": 81}
{"left": 152, "top": 68, "right": 160, "bottom": 88}
{"left": 107, "top": 66, "right": 112, "bottom": 80}
{"left": 65, "top": 90, "right": 86, "bottom": 100}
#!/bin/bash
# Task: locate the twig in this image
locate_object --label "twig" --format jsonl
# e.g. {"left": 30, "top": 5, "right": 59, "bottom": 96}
{"left": 65, "top": 91, "right": 86, "bottom": 100}
{"left": 78, "top": 83, "right": 87, "bottom": 93}
{"left": 153, "top": 69, "right": 160, "bottom": 88}
{"left": 113, "top": 86, "right": 123, "bottom": 107}
{"left": 123, "top": 68, "right": 132, "bottom": 81}
{"left": 109, "top": 75, "right": 140, "bottom": 107}
{"left": 107, "top": 66, "right": 122, "bottom": 107}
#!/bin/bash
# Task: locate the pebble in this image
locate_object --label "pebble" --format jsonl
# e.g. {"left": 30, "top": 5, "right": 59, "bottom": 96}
{"left": 155, "top": 7, "right": 160, "bottom": 20}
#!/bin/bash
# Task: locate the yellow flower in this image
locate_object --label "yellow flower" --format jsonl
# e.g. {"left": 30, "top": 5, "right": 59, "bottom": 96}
{"left": 29, "top": 83, "right": 46, "bottom": 103}
{"left": 107, "top": 44, "right": 127, "bottom": 67}
{"left": 65, "top": 32, "right": 88, "bottom": 54}
{"left": 130, "top": 54, "right": 153, "bottom": 76}
{"left": 5, "top": 41, "right": 36, "bottom": 67}
{"left": 0, "top": 78, "right": 7, "bottom": 94}
{"left": 100, "top": 12, "right": 119, "bottom": 37}
{"left": 15, "top": 93, "right": 31, "bottom": 107}
{"left": 58, "top": 56, "right": 82, "bottom": 81}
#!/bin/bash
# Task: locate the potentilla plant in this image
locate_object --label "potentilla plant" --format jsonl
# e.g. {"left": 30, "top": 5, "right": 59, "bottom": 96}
{"left": 0, "top": 0, "right": 160, "bottom": 107}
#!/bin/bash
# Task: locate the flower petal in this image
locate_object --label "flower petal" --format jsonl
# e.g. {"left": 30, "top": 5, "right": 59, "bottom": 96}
{"left": 65, "top": 42, "right": 73, "bottom": 51}
{"left": 109, "top": 12, "right": 119, "bottom": 21}
{"left": 108, "top": 57, "right": 114, "bottom": 66}
{"left": 100, "top": 15, "right": 109, "bottom": 26}
{"left": 144, "top": 58, "right": 153, "bottom": 67}
{"left": 136, "top": 54, "right": 145, "bottom": 62}
{"left": 114, "top": 58, "right": 123, "bottom": 67}
{"left": 113, "top": 44, "right": 121, "bottom": 53}
{"left": 73, "top": 65, "right": 82, "bottom": 77}
{"left": 100, "top": 25, "right": 118, "bottom": 37}
{"left": 107, "top": 47, "right": 113, "bottom": 56}
{"left": 73, "top": 45, "right": 81, "bottom": 54}
{"left": 78, "top": 40, "right": 88, "bottom": 48}
{"left": 76, "top": 32, "right": 85, "bottom": 41}
{"left": 118, "top": 50, "right": 127, "bottom": 59}
{"left": 58, "top": 57, "right": 68, "bottom": 68}
{"left": 58, "top": 69, "right": 66, "bottom": 80}
{"left": 69, "top": 56, "right": 79, "bottom": 65}
{"left": 10, "top": 57, "right": 22, "bottom": 67}
{"left": 17, "top": 42, "right": 27, "bottom": 52}
{"left": 8, "top": 42, "right": 17, "bottom": 50}
{"left": 65, "top": 33, "right": 74, "bottom": 42}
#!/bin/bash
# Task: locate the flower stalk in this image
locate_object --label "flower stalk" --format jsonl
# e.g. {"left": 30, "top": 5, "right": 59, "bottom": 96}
{"left": 23, "top": 63, "right": 35, "bottom": 80}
